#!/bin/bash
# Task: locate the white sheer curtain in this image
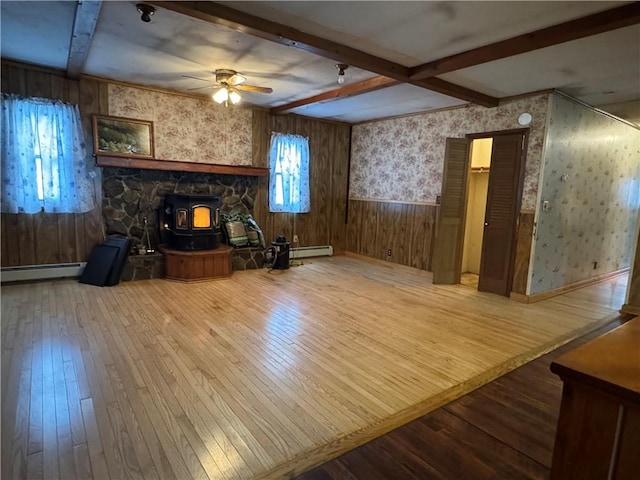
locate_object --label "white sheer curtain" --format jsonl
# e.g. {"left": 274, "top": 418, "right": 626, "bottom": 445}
{"left": 1, "top": 94, "right": 95, "bottom": 213}
{"left": 269, "top": 132, "right": 310, "bottom": 213}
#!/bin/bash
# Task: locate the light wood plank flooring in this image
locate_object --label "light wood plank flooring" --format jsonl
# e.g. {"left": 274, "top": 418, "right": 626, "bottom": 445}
{"left": 296, "top": 316, "right": 630, "bottom": 479}
{"left": 1, "top": 256, "right": 628, "bottom": 479}
{"left": 460, "top": 272, "right": 479, "bottom": 289}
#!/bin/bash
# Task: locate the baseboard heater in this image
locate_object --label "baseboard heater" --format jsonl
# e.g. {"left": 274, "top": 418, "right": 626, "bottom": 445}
{"left": 290, "top": 245, "right": 333, "bottom": 259}
{"left": 1, "top": 262, "right": 86, "bottom": 282}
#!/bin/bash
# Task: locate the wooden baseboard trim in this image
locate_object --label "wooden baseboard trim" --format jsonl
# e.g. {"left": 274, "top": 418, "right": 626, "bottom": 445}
{"left": 620, "top": 304, "right": 640, "bottom": 316}
{"left": 254, "top": 313, "right": 624, "bottom": 479}
{"left": 343, "top": 251, "right": 390, "bottom": 265}
{"left": 510, "top": 268, "right": 629, "bottom": 303}
{"left": 509, "top": 292, "right": 530, "bottom": 303}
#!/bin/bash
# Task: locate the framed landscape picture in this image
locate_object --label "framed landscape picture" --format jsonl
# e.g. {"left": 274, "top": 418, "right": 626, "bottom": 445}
{"left": 92, "top": 115, "right": 155, "bottom": 159}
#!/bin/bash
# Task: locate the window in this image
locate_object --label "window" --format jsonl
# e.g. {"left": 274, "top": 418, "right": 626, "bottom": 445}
{"left": 269, "top": 132, "right": 310, "bottom": 213}
{"left": 1, "top": 94, "right": 95, "bottom": 214}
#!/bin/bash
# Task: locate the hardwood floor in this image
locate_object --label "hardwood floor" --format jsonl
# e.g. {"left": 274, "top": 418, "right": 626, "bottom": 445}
{"left": 1, "top": 256, "right": 629, "bottom": 479}
{"left": 460, "top": 272, "right": 479, "bottom": 289}
{"left": 296, "top": 317, "right": 630, "bottom": 480}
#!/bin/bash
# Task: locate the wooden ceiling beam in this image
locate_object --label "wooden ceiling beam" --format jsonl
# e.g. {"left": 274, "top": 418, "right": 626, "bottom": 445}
{"left": 153, "top": 1, "right": 498, "bottom": 107}
{"left": 412, "top": 77, "right": 498, "bottom": 107}
{"left": 271, "top": 75, "right": 499, "bottom": 113}
{"left": 271, "top": 76, "right": 401, "bottom": 114}
{"left": 66, "top": 0, "right": 103, "bottom": 79}
{"left": 410, "top": 2, "right": 640, "bottom": 81}
{"left": 153, "top": 1, "right": 409, "bottom": 80}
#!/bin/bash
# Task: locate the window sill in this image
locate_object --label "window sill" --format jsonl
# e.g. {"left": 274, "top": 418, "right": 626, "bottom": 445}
{"left": 95, "top": 155, "right": 269, "bottom": 177}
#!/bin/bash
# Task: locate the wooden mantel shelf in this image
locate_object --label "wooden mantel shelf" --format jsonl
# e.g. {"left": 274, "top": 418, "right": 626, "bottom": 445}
{"left": 95, "top": 155, "right": 269, "bottom": 177}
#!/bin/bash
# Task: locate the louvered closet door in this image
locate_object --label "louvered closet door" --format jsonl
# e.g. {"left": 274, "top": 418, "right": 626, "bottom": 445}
{"left": 478, "top": 133, "right": 525, "bottom": 296}
{"left": 432, "top": 138, "right": 469, "bottom": 284}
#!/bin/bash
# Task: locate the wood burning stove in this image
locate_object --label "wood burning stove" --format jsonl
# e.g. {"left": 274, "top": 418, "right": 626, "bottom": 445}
{"left": 159, "top": 194, "right": 221, "bottom": 251}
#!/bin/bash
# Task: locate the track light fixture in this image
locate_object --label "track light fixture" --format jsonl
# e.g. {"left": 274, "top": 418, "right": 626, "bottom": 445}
{"left": 336, "top": 64, "right": 348, "bottom": 84}
{"left": 136, "top": 3, "right": 155, "bottom": 23}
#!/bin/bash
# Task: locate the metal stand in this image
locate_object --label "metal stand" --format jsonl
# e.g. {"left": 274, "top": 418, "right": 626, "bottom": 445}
{"left": 142, "top": 217, "right": 155, "bottom": 254}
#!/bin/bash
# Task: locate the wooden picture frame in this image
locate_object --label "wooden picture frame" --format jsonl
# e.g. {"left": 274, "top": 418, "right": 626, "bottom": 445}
{"left": 92, "top": 114, "right": 154, "bottom": 159}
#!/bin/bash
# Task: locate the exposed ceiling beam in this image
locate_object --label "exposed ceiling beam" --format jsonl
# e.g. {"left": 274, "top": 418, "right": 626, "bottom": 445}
{"left": 153, "top": 1, "right": 408, "bottom": 80}
{"left": 152, "top": 1, "right": 498, "bottom": 107}
{"left": 271, "top": 74, "right": 500, "bottom": 114}
{"left": 410, "top": 2, "right": 640, "bottom": 81}
{"left": 411, "top": 78, "right": 498, "bottom": 107}
{"left": 66, "top": 0, "right": 103, "bottom": 79}
{"left": 155, "top": 1, "right": 635, "bottom": 112}
{"left": 271, "top": 76, "right": 401, "bottom": 114}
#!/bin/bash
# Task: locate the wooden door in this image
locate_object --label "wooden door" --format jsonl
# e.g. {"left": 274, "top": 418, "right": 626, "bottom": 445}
{"left": 478, "top": 133, "right": 526, "bottom": 296}
{"left": 432, "top": 138, "right": 469, "bottom": 284}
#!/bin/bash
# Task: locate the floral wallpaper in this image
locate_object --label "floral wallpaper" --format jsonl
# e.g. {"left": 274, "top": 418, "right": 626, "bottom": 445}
{"left": 530, "top": 94, "right": 640, "bottom": 295}
{"left": 350, "top": 94, "right": 549, "bottom": 210}
{"left": 108, "top": 84, "right": 252, "bottom": 165}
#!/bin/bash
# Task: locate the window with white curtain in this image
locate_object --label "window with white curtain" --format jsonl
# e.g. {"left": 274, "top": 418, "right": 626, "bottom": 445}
{"left": 1, "top": 94, "right": 95, "bottom": 214}
{"left": 269, "top": 132, "right": 310, "bottom": 213}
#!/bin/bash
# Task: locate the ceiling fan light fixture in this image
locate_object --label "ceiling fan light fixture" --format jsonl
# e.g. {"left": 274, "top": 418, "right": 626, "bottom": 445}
{"left": 213, "top": 87, "right": 229, "bottom": 104}
{"left": 229, "top": 90, "right": 242, "bottom": 104}
{"left": 336, "top": 64, "right": 348, "bottom": 84}
{"left": 213, "top": 86, "right": 242, "bottom": 106}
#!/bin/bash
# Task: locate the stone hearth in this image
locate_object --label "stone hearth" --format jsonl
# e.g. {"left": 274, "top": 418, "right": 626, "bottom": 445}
{"left": 121, "top": 252, "right": 165, "bottom": 281}
{"left": 232, "top": 247, "right": 265, "bottom": 270}
{"left": 102, "top": 167, "right": 258, "bottom": 252}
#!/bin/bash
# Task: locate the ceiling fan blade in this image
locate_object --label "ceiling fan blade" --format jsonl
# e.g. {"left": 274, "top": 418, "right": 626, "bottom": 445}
{"left": 236, "top": 84, "right": 273, "bottom": 94}
{"left": 227, "top": 73, "right": 247, "bottom": 86}
{"left": 182, "top": 74, "right": 212, "bottom": 82}
{"left": 186, "top": 85, "right": 218, "bottom": 91}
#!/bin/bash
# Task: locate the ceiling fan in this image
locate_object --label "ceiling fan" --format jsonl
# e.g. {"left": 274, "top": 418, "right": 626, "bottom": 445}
{"left": 184, "top": 69, "right": 273, "bottom": 105}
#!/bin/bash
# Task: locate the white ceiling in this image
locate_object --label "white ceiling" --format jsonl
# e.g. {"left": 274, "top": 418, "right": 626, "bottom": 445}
{"left": 2, "top": 1, "right": 639, "bottom": 124}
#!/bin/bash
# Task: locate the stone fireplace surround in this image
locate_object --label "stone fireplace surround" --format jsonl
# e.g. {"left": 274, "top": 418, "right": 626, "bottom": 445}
{"left": 102, "top": 167, "right": 261, "bottom": 280}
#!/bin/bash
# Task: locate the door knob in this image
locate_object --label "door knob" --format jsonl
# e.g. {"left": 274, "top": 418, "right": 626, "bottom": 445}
{"left": 484, "top": 222, "right": 489, "bottom": 226}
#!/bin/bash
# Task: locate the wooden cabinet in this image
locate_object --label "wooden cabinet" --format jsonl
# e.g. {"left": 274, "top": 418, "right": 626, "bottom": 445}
{"left": 550, "top": 318, "right": 640, "bottom": 480}
{"left": 160, "top": 245, "right": 232, "bottom": 281}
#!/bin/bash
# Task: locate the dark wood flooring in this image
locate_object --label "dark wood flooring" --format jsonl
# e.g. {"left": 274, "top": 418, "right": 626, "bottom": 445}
{"left": 296, "top": 316, "right": 631, "bottom": 480}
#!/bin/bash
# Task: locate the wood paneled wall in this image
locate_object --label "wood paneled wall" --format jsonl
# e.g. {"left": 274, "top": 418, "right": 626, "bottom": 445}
{"left": 1, "top": 61, "right": 105, "bottom": 267}
{"left": 345, "top": 199, "right": 438, "bottom": 271}
{"left": 252, "top": 111, "right": 351, "bottom": 251}
{"left": 345, "top": 200, "right": 534, "bottom": 286}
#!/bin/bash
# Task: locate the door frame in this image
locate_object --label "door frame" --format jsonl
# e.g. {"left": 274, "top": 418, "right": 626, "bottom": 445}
{"left": 462, "top": 128, "right": 529, "bottom": 294}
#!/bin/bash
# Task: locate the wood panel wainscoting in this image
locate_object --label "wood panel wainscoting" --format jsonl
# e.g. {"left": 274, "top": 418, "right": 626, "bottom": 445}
{"left": 2, "top": 256, "right": 627, "bottom": 480}
{"left": 1, "top": 60, "right": 106, "bottom": 267}
{"left": 345, "top": 201, "right": 535, "bottom": 279}
{"left": 346, "top": 198, "right": 438, "bottom": 271}
{"left": 1, "top": 210, "right": 103, "bottom": 267}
